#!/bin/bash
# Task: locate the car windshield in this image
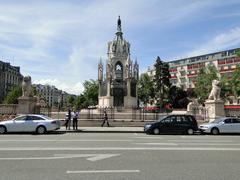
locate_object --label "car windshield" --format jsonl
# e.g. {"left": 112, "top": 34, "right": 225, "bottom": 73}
{"left": 211, "top": 118, "right": 225, "bottom": 124}
{"left": 156, "top": 116, "right": 168, "bottom": 122}
{"left": 41, "top": 115, "right": 52, "bottom": 120}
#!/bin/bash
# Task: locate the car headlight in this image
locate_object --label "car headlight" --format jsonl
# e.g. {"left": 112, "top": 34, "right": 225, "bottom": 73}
{"left": 199, "top": 126, "right": 209, "bottom": 130}
{"left": 144, "top": 124, "right": 152, "bottom": 129}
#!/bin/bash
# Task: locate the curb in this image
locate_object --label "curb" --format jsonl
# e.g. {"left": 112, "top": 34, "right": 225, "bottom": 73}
{"left": 57, "top": 127, "right": 144, "bottom": 133}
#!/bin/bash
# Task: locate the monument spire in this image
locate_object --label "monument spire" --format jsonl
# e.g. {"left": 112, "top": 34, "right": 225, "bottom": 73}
{"left": 117, "top": 15, "right": 121, "bottom": 32}
{"left": 116, "top": 16, "right": 123, "bottom": 38}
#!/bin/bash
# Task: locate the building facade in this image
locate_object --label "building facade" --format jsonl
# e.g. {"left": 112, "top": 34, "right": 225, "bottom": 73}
{"left": 0, "top": 60, "right": 23, "bottom": 103}
{"left": 147, "top": 48, "right": 240, "bottom": 90}
{"left": 33, "top": 84, "right": 70, "bottom": 108}
{"left": 98, "top": 16, "right": 139, "bottom": 109}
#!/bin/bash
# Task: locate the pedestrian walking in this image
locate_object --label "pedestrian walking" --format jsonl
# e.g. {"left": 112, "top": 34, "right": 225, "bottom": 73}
{"left": 72, "top": 111, "right": 79, "bottom": 130}
{"left": 101, "top": 109, "right": 110, "bottom": 127}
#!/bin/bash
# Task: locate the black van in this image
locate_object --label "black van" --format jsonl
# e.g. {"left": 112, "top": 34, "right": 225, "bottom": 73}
{"left": 144, "top": 114, "right": 198, "bottom": 135}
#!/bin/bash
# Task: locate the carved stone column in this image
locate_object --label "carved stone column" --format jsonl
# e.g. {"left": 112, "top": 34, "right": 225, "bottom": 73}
{"left": 205, "top": 100, "right": 225, "bottom": 122}
{"left": 17, "top": 96, "right": 37, "bottom": 114}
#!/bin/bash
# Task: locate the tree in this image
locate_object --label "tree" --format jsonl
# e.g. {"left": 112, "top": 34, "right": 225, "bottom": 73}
{"left": 74, "top": 79, "right": 99, "bottom": 109}
{"left": 236, "top": 49, "right": 240, "bottom": 57}
{"left": 82, "top": 79, "right": 98, "bottom": 106}
{"left": 74, "top": 94, "right": 86, "bottom": 110}
{"left": 154, "top": 56, "right": 171, "bottom": 107}
{"left": 138, "top": 73, "right": 155, "bottom": 105}
{"left": 67, "top": 95, "right": 75, "bottom": 108}
{"left": 169, "top": 86, "right": 189, "bottom": 108}
{"left": 231, "top": 65, "right": 240, "bottom": 98}
{"left": 194, "top": 65, "right": 218, "bottom": 103}
{"left": 4, "top": 86, "right": 22, "bottom": 104}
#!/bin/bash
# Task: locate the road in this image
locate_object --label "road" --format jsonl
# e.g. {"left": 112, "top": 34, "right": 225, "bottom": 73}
{"left": 0, "top": 132, "right": 240, "bottom": 180}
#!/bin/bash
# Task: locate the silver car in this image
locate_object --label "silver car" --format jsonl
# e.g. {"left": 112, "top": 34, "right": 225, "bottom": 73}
{"left": 199, "top": 117, "right": 240, "bottom": 135}
{"left": 0, "top": 114, "right": 61, "bottom": 134}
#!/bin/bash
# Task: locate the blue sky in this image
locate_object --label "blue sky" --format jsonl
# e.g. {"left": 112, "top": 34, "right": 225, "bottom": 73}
{"left": 0, "top": 0, "right": 240, "bottom": 94}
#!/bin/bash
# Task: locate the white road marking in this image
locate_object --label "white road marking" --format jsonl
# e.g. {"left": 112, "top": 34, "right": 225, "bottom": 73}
{"left": 133, "top": 137, "right": 163, "bottom": 139}
{"left": 168, "top": 140, "right": 234, "bottom": 143}
{"left": 54, "top": 154, "right": 120, "bottom": 161}
{"left": 178, "top": 143, "right": 240, "bottom": 146}
{"left": 0, "top": 147, "right": 240, "bottom": 151}
{"left": 0, "top": 140, "right": 133, "bottom": 142}
{"left": 66, "top": 170, "right": 140, "bottom": 174}
{"left": 0, "top": 153, "right": 120, "bottom": 161}
{"left": 134, "top": 143, "right": 178, "bottom": 146}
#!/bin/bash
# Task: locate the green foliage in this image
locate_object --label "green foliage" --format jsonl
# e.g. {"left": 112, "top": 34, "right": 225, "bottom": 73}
{"left": 82, "top": 79, "right": 98, "bottom": 106}
{"left": 4, "top": 86, "right": 22, "bottom": 104}
{"left": 74, "top": 79, "right": 99, "bottom": 109}
{"left": 236, "top": 49, "right": 240, "bottom": 57}
{"left": 67, "top": 95, "right": 76, "bottom": 108}
{"left": 194, "top": 65, "right": 218, "bottom": 103}
{"left": 169, "top": 86, "right": 188, "bottom": 108}
{"left": 231, "top": 65, "right": 240, "bottom": 97}
{"left": 154, "top": 56, "right": 171, "bottom": 107}
{"left": 220, "top": 75, "right": 233, "bottom": 99}
{"left": 138, "top": 73, "right": 155, "bottom": 105}
{"left": 74, "top": 94, "right": 86, "bottom": 110}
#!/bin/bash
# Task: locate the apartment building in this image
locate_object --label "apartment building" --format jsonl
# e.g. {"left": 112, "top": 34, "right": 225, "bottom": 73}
{"left": 33, "top": 84, "right": 69, "bottom": 108}
{"left": 0, "top": 60, "right": 23, "bottom": 103}
{"left": 147, "top": 48, "right": 240, "bottom": 90}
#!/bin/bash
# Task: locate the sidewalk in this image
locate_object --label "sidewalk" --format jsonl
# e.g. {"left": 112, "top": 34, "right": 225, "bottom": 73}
{"left": 58, "top": 126, "right": 144, "bottom": 133}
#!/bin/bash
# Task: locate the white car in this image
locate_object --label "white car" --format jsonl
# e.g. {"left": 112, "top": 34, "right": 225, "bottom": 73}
{"left": 0, "top": 114, "right": 61, "bottom": 134}
{"left": 199, "top": 117, "right": 240, "bottom": 135}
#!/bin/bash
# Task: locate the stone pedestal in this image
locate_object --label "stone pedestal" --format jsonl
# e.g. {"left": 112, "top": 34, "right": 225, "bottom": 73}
{"left": 17, "top": 96, "right": 37, "bottom": 114}
{"left": 124, "top": 96, "right": 137, "bottom": 109}
{"left": 98, "top": 96, "right": 112, "bottom": 108}
{"left": 205, "top": 100, "right": 225, "bottom": 122}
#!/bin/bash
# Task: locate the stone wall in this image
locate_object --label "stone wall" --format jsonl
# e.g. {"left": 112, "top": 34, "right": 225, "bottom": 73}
{"left": 0, "top": 104, "right": 18, "bottom": 115}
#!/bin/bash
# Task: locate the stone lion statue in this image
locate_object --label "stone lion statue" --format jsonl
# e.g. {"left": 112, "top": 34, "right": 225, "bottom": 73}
{"left": 22, "top": 76, "right": 33, "bottom": 97}
{"left": 208, "top": 79, "right": 221, "bottom": 100}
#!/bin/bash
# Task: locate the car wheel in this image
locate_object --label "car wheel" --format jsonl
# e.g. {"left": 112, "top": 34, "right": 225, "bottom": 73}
{"left": 0, "top": 126, "right": 6, "bottom": 134}
{"left": 211, "top": 127, "right": 219, "bottom": 135}
{"left": 186, "top": 128, "right": 194, "bottom": 135}
{"left": 36, "top": 126, "right": 46, "bottom": 134}
{"left": 153, "top": 128, "right": 160, "bottom": 135}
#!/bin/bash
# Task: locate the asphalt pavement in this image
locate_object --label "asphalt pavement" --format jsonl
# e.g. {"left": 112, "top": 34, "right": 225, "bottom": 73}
{"left": 0, "top": 133, "right": 240, "bottom": 180}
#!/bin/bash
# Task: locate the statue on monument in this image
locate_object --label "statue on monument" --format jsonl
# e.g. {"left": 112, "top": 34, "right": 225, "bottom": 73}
{"left": 133, "top": 61, "right": 139, "bottom": 80}
{"left": 117, "top": 16, "right": 121, "bottom": 31}
{"left": 98, "top": 62, "right": 103, "bottom": 81}
{"left": 208, "top": 79, "right": 221, "bottom": 101}
{"left": 22, "top": 76, "right": 33, "bottom": 97}
{"left": 106, "top": 62, "right": 113, "bottom": 80}
{"left": 125, "top": 63, "right": 129, "bottom": 78}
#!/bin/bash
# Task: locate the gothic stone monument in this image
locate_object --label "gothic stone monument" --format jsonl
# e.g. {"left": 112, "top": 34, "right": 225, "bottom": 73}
{"left": 98, "top": 16, "right": 139, "bottom": 109}
{"left": 17, "top": 76, "right": 37, "bottom": 114}
{"left": 205, "top": 79, "right": 225, "bottom": 122}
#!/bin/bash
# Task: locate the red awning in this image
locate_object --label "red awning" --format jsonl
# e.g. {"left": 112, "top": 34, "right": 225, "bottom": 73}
{"left": 225, "top": 105, "right": 240, "bottom": 109}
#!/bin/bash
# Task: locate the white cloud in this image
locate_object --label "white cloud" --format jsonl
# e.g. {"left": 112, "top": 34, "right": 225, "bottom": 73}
{"left": 33, "top": 78, "right": 84, "bottom": 95}
{"left": 0, "top": 0, "right": 240, "bottom": 95}
{"left": 185, "top": 27, "right": 240, "bottom": 57}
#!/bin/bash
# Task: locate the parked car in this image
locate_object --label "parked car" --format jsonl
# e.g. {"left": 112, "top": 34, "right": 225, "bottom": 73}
{"left": 144, "top": 114, "right": 198, "bottom": 135}
{"left": 0, "top": 114, "right": 61, "bottom": 134}
{"left": 199, "top": 117, "right": 240, "bottom": 135}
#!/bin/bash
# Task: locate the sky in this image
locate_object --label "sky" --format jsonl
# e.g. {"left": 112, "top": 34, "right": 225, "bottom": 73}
{"left": 0, "top": 0, "right": 240, "bottom": 95}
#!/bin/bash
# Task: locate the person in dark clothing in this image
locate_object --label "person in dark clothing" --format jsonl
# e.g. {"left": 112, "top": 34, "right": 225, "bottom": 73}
{"left": 72, "top": 111, "right": 78, "bottom": 130}
{"left": 65, "top": 113, "right": 69, "bottom": 130}
{"left": 101, "top": 110, "right": 110, "bottom": 127}
{"left": 66, "top": 109, "right": 71, "bottom": 130}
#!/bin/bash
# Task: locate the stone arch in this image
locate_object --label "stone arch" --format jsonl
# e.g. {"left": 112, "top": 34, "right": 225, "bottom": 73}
{"left": 115, "top": 61, "right": 123, "bottom": 80}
